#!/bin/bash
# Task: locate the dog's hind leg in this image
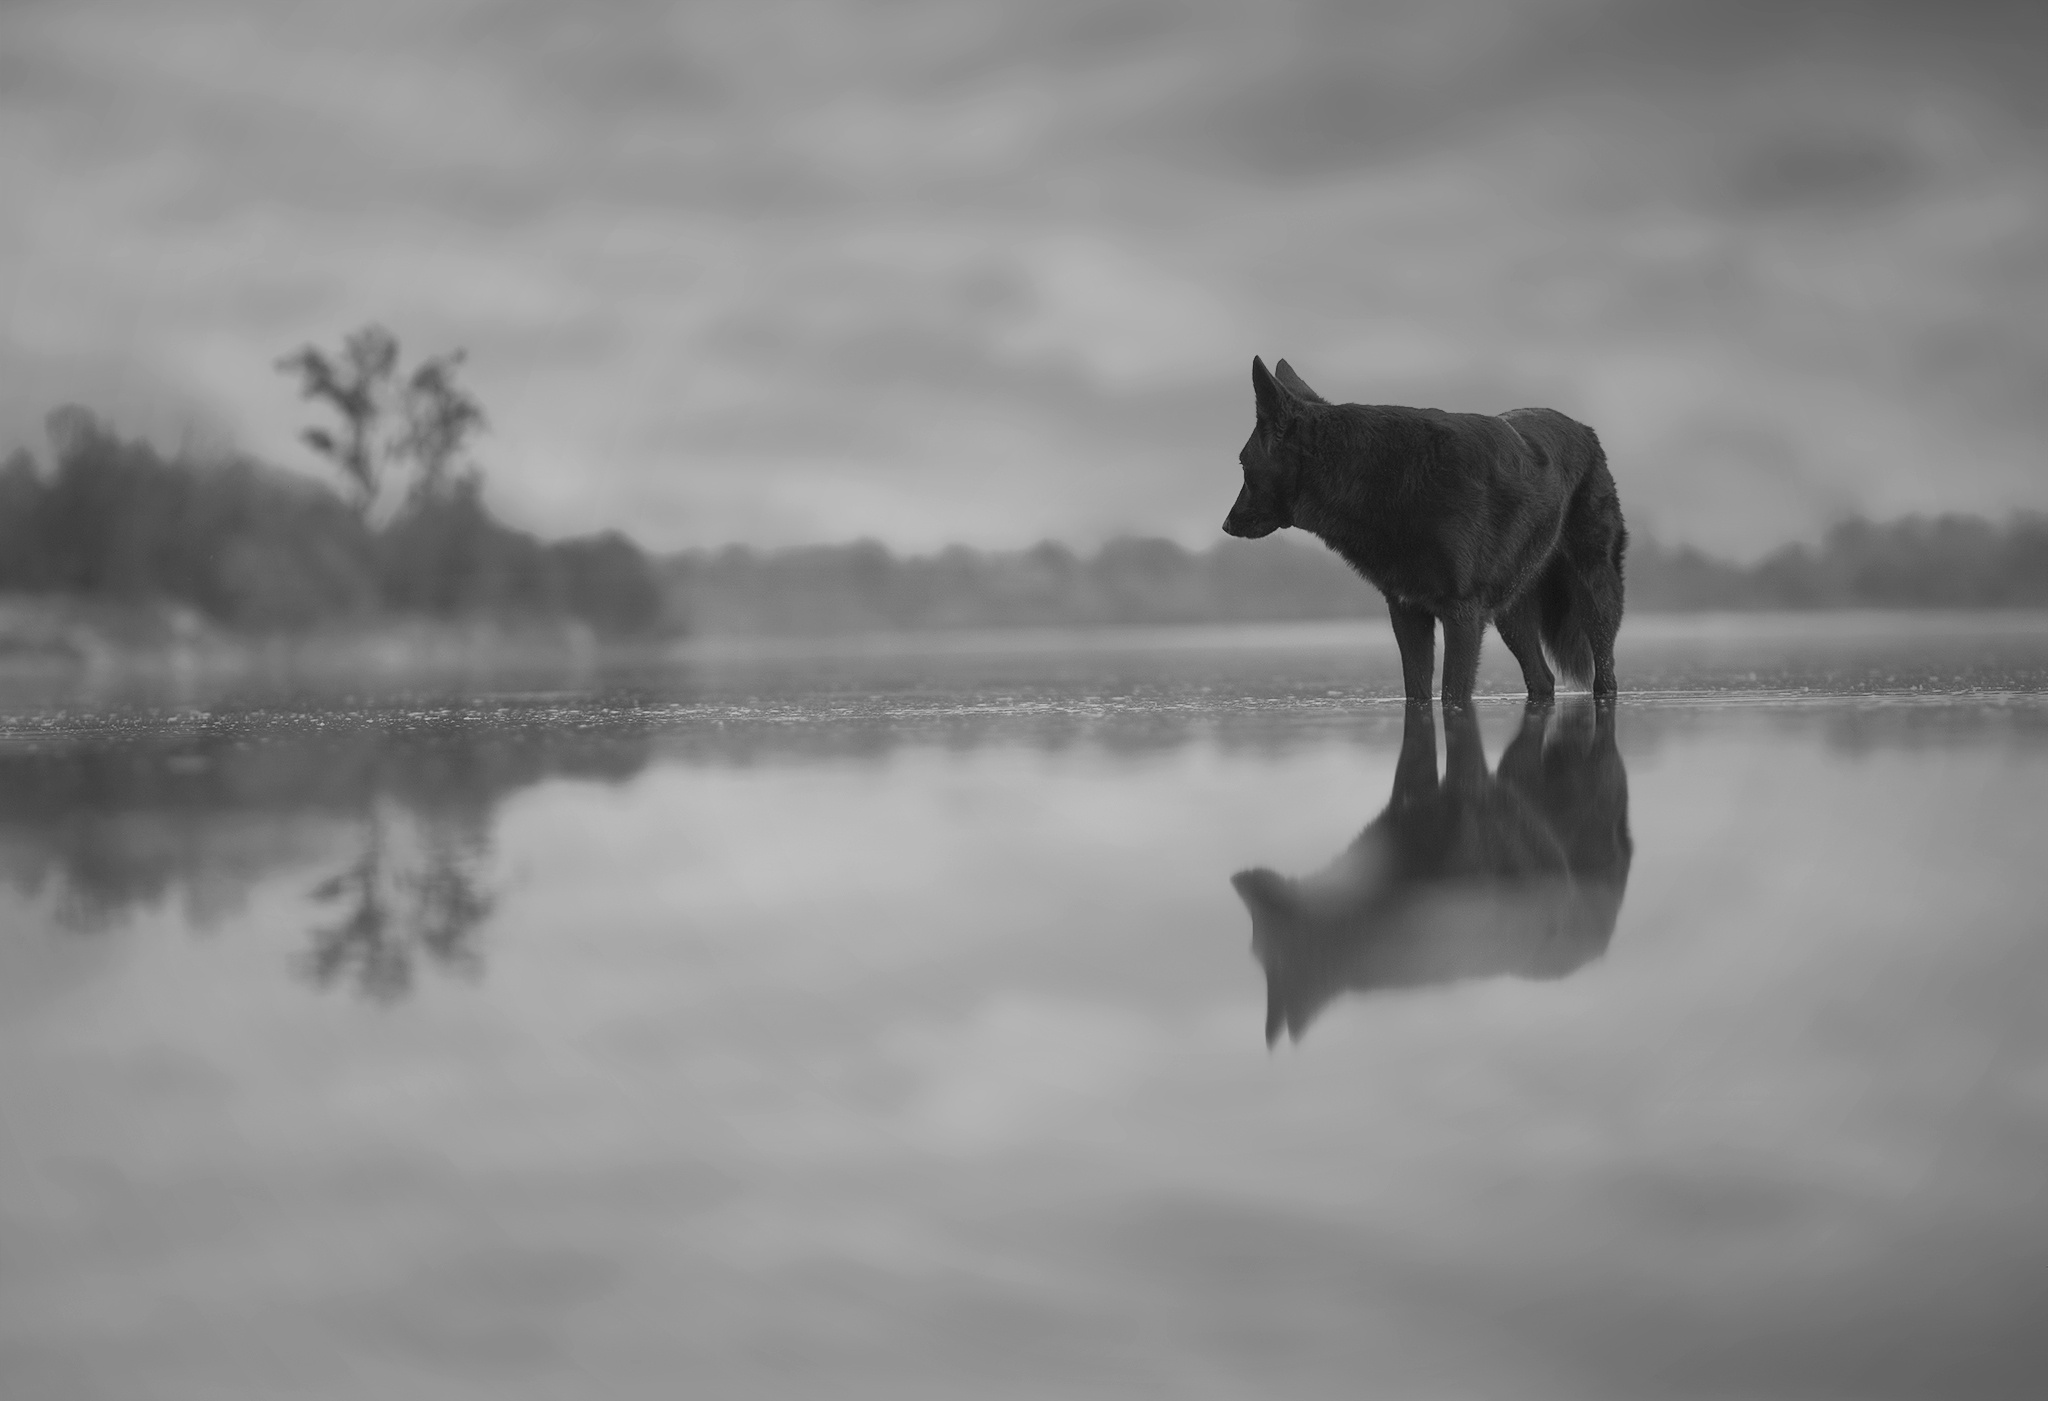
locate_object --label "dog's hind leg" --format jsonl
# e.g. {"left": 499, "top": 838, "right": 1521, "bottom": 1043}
{"left": 1495, "top": 595, "right": 1555, "bottom": 704}
{"left": 1592, "top": 639, "right": 1618, "bottom": 701}
{"left": 1387, "top": 598, "right": 1437, "bottom": 705}
{"left": 1440, "top": 613, "right": 1485, "bottom": 712}
{"left": 1585, "top": 557, "right": 1623, "bottom": 701}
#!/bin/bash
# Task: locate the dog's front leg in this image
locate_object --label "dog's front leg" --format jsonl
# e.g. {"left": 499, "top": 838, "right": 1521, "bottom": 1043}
{"left": 1386, "top": 598, "right": 1436, "bottom": 705}
{"left": 1439, "top": 613, "right": 1486, "bottom": 711}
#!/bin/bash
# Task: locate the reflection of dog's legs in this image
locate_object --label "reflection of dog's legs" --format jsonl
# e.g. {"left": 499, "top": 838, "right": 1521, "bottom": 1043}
{"left": 1389, "top": 703, "right": 1439, "bottom": 812}
{"left": 1505, "top": 698, "right": 1552, "bottom": 763}
{"left": 1591, "top": 697, "right": 1618, "bottom": 750}
{"left": 1441, "top": 706, "right": 1490, "bottom": 796}
{"left": 1495, "top": 701, "right": 1556, "bottom": 807}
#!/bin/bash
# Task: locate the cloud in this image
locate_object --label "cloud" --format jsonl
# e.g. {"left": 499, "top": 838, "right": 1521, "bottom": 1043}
{"left": 2, "top": 0, "right": 2045, "bottom": 555}
{"left": 886, "top": 995, "right": 1164, "bottom": 1154}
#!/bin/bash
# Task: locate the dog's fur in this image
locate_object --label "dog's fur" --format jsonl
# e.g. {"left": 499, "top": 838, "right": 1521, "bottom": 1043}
{"left": 1235, "top": 701, "right": 1632, "bottom": 1044}
{"left": 1222, "top": 357, "right": 1627, "bottom": 704}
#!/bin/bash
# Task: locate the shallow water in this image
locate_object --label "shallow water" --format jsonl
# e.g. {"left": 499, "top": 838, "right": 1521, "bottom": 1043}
{"left": 4, "top": 614, "right": 2047, "bottom": 1400}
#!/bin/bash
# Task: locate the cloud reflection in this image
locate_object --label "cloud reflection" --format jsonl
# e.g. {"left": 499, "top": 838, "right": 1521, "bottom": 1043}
{"left": 6, "top": 663, "right": 2048, "bottom": 1398}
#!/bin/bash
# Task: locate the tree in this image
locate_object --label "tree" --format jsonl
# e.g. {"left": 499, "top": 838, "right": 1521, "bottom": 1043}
{"left": 396, "top": 348, "right": 486, "bottom": 503}
{"left": 276, "top": 325, "right": 486, "bottom": 516}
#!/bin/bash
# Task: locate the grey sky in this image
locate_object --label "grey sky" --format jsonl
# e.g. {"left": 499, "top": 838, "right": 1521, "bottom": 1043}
{"left": 4, "top": 0, "right": 2045, "bottom": 555}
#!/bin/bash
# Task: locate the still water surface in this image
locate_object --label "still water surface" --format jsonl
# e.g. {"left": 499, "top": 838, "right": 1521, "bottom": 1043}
{"left": 4, "top": 614, "right": 2047, "bottom": 1400}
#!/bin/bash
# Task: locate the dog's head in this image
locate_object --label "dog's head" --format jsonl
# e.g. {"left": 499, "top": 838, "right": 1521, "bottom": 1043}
{"left": 1222, "top": 356, "right": 1322, "bottom": 539}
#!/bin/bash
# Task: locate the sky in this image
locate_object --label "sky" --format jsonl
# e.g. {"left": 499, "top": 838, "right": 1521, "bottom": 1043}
{"left": 3, "top": 0, "right": 2046, "bottom": 558}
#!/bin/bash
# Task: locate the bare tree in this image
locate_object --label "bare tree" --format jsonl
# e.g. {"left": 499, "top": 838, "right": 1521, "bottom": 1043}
{"left": 397, "top": 349, "right": 486, "bottom": 502}
{"left": 276, "top": 325, "right": 486, "bottom": 515}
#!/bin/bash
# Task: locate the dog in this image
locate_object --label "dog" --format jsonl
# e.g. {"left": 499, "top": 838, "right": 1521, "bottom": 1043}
{"left": 1222, "top": 357, "right": 1627, "bottom": 705}
{"left": 1234, "top": 701, "right": 1632, "bottom": 1044}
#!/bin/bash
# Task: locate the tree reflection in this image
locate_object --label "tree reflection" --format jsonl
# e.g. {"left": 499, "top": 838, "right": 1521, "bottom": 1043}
{"left": 0, "top": 723, "right": 648, "bottom": 1000}
{"left": 1234, "top": 700, "right": 1632, "bottom": 1044}
{"left": 302, "top": 805, "right": 493, "bottom": 1002}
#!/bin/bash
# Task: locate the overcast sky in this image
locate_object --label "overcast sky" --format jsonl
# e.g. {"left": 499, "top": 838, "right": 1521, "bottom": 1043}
{"left": 4, "top": 0, "right": 2045, "bottom": 556}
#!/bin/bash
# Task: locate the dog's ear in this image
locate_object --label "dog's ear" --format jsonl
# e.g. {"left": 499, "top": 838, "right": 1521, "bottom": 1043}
{"left": 1231, "top": 867, "right": 1290, "bottom": 916}
{"left": 1273, "top": 359, "right": 1329, "bottom": 405}
{"left": 1252, "top": 356, "right": 1295, "bottom": 427}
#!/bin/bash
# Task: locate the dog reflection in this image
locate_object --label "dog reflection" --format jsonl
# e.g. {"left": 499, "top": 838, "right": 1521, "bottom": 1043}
{"left": 1234, "top": 701, "right": 1631, "bottom": 1044}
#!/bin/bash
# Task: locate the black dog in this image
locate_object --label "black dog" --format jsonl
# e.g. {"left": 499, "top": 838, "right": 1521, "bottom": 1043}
{"left": 1234, "top": 702, "right": 1632, "bottom": 1044}
{"left": 1223, "top": 358, "right": 1627, "bottom": 705}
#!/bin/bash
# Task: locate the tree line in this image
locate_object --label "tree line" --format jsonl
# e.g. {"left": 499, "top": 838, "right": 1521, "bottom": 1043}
{"left": 1627, "top": 515, "right": 2048, "bottom": 611}
{"left": 667, "top": 514, "right": 2048, "bottom": 634}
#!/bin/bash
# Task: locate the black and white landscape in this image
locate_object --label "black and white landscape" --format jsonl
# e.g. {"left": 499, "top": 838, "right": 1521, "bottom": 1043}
{"left": 4, "top": 4, "right": 2047, "bottom": 1399}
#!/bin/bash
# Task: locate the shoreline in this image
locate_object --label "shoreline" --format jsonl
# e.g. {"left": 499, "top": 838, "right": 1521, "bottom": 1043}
{"left": 8, "top": 595, "right": 2048, "bottom": 673}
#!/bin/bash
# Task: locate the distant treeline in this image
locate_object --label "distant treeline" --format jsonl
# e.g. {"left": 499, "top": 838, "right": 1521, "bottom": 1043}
{"left": 665, "top": 536, "right": 1368, "bottom": 633}
{"left": 0, "top": 409, "right": 667, "bottom": 637}
{"left": 668, "top": 514, "right": 2048, "bottom": 634}
{"left": 1630, "top": 515, "right": 2048, "bottom": 610}
{"left": 7, "top": 407, "right": 2046, "bottom": 642}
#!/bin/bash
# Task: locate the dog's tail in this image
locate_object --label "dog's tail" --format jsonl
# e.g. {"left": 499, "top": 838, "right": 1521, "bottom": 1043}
{"left": 1536, "top": 446, "right": 1627, "bottom": 690}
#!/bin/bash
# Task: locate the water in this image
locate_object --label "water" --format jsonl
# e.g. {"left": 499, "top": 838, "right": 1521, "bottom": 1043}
{"left": 5, "top": 614, "right": 2047, "bottom": 1400}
